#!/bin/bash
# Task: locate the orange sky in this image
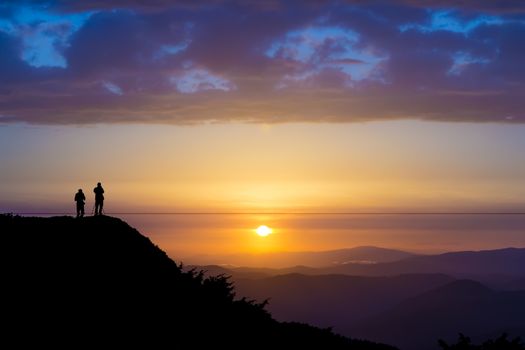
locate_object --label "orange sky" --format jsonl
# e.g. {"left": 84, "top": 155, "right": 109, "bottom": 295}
{"left": 2, "top": 121, "right": 524, "bottom": 214}
{"left": 1, "top": 121, "right": 525, "bottom": 257}
{"left": 118, "top": 213, "right": 525, "bottom": 261}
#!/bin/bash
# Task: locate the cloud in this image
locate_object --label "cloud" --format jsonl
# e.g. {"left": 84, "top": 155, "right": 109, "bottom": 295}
{"left": 170, "top": 67, "right": 236, "bottom": 94}
{"left": 397, "top": 0, "right": 525, "bottom": 14}
{"left": 0, "top": 0, "right": 524, "bottom": 124}
{"left": 266, "top": 25, "right": 387, "bottom": 87}
{"left": 102, "top": 81, "right": 123, "bottom": 95}
{"left": 0, "top": 4, "right": 93, "bottom": 68}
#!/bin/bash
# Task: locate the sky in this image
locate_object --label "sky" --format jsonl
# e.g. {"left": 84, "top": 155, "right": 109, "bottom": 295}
{"left": 1, "top": 1, "right": 525, "bottom": 255}
{"left": 2, "top": 0, "right": 525, "bottom": 124}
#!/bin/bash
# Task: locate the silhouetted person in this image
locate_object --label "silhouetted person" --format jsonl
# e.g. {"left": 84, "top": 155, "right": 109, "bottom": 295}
{"left": 93, "top": 182, "right": 105, "bottom": 216}
{"left": 74, "top": 189, "right": 86, "bottom": 218}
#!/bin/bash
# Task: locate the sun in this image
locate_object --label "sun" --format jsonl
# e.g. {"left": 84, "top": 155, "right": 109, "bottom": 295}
{"left": 255, "top": 225, "right": 273, "bottom": 237}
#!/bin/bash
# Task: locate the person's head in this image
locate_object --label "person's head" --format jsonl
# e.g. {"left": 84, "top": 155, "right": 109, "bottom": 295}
{"left": 97, "top": 182, "right": 101, "bottom": 186}
{"left": 78, "top": 189, "right": 83, "bottom": 192}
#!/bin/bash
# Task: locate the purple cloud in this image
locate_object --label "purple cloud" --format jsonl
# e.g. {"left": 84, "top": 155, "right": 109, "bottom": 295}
{"left": 0, "top": 0, "right": 524, "bottom": 124}
{"left": 170, "top": 65, "right": 236, "bottom": 93}
{"left": 102, "top": 81, "right": 123, "bottom": 95}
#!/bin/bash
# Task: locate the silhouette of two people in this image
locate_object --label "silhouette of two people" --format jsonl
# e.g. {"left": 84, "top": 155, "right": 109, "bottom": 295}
{"left": 74, "top": 182, "right": 105, "bottom": 217}
{"left": 94, "top": 182, "right": 105, "bottom": 216}
{"left": 74, "top": 189, "right": 86, "bottom": 218}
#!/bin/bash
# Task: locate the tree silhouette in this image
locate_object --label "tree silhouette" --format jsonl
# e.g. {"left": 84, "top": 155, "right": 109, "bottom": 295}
{"left": 439, "top": 333, "right": 525, "bottom": 350}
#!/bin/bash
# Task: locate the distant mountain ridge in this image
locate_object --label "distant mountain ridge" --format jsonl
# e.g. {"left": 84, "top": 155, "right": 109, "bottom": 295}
{"left": 184, "top": 246, "right": 417, "bottom": 268}
{"left": 200, "top": 247, "right": 525, "bottom": 283}
{"left": 321, "top": 247, "right": 525, "bottom": 280}
{"left": 0, "top": 214, "right": 395, "bottom": 349}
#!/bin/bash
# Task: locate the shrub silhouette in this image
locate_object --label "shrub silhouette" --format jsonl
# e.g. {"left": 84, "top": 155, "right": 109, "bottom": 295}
{"left": 439, "top": 333, "right": 525, "bottom": 350}
{"left": 1, "top": 214, "right": 396, "bottom": 349}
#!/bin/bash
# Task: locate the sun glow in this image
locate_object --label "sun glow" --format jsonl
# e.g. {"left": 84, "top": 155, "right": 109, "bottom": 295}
{"left": 255, "top": 225, "right": 273, "bottom": 237}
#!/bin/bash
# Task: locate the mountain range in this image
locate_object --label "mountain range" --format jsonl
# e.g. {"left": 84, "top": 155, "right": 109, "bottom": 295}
{"left": 185, "top": 246, "right": 417, "bottom": 268}
{"left": 195, "top": 248, "right": 525, "bottom": 349}
{"left": 197, "top": 247, "right": 525, "bottom": 287}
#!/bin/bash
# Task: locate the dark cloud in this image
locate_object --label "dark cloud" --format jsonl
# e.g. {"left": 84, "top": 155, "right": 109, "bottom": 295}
{"left": 0, "top": 0, "right": 524, "bottom": 124}
{"left": 0, "top": 32, "right": 24, "bottom": 80}
{"left": 398, "top": 0, "right": 525, "bottom": 14}
{"left": 40, "top": 0, "right": 525, "bottom": 15}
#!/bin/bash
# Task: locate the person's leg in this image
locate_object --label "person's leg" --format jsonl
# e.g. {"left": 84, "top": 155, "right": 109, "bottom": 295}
{"left": 80, "top": 205, "right": 85, "bottom": 217}
{"left": 100, "top": 201, "right": 104, "bottom": 215}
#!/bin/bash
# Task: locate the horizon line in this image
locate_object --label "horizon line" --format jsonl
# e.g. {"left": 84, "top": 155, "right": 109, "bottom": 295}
{"left": 4, "top": 212, "right": 525, "bottom": 215}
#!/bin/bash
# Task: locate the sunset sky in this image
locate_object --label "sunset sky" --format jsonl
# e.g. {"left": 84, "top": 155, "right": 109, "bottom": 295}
{"left": 1, "top": 0, "right": 525, "bottom": 217}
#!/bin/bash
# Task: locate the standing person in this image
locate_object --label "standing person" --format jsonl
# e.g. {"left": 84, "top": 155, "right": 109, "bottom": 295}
{"left": 74, "top": 189, "right": 86, "bottom": 218}
{"left": 93, "top": 182, "right": 105, "bottom": 216}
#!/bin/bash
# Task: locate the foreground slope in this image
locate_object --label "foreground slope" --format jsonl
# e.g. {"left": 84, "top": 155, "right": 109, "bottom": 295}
{"left": 1, "top": 215, "right": 395, "bottom": 349}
